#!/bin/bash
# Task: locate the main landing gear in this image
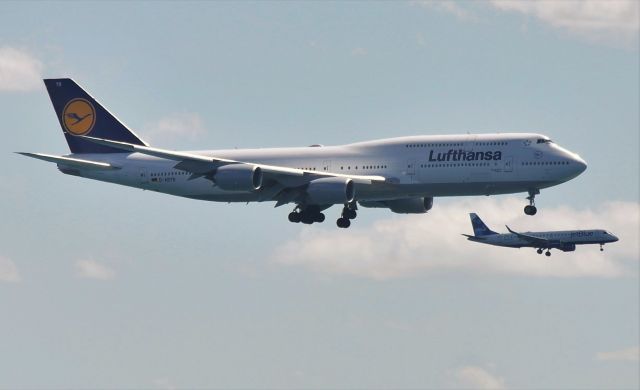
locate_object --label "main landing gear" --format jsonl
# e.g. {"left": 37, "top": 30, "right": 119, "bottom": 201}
{"left": 288, "top": 203, "right": 358, "bottom": 228}
{"left": 337, "top": 204, "right": 357, "bottom": 229}
{"left": 525, "top": 189, "right": 539, "bottom": 216}
{"left": 536, "top": 248, "right": 551, "bottom": 257}
{"left": 288, "top": 205, "right": 325, "bottom": 224}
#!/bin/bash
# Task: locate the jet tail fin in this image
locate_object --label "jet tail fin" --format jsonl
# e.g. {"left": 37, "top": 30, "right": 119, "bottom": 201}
{"left": 469, "top": 213, "right": 498, "bottom": 236}
{"left": 43, "top": 78, "right": 147, "bottom": 154}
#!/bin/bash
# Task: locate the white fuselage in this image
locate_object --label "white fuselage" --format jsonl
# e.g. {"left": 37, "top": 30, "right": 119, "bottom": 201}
{"left": 468, "top": 229, "right": 619, "bottom": 249}
{"left": 57, "top": 133, "right": 587, "bottom": 204}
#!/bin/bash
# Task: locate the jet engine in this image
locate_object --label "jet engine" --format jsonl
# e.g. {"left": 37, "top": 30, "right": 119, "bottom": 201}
{"left": 306, "top": 177, "right": 355, "bottom": 204}
{"left": 560, "top": 243, "right": 576, "bottom": 252}
{"left": 214, "top": 164, "right": 263, "bottom": 191}
{"left": 359, "top": 197, "right": 434, "bottom": 214}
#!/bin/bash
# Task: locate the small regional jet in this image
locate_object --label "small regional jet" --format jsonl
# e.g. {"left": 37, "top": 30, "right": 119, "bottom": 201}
{"left": 464, "top": 213, "right": 619, "bottom": 256}
{"left": 20, "top": 79, "right": 588, "bottom": 228}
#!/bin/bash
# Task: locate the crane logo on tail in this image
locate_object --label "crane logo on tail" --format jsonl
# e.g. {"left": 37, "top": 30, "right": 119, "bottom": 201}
{"left": 62, "top": 98, "right": 95, "bottom": 135}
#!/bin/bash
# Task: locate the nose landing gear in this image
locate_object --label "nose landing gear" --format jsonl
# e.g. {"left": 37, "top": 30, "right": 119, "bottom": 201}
{"left": 525, "top": 189, "right": 539, "bottom": 216}
{"left": 600, "top": 243, "right": 604, "bottom": 252}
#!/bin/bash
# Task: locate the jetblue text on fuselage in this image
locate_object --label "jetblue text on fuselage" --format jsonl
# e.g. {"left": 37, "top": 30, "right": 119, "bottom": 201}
{"left": 428, "top": 149, "right": 502, "bottom": 162}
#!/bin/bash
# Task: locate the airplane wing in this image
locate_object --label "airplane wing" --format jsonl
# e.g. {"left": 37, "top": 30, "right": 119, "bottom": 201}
{"left": 17, "top": 152, "right": 120, "bottom": 170}
{"left": 80, "top": 135, "right": 386, "bottom": 182}
{"left": 505, "top": 225, "right": 562, "bottom": 247}
{"left": 79, "top": 136, "right": 388, "bottom": 205}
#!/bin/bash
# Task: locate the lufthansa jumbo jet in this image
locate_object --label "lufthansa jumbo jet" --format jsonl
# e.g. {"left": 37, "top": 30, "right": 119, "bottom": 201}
{"left": 464, "top": 213, "right": 619, "bottom": 256}
{"left": 20, "top": 79, "right": 587, "bottom": 228}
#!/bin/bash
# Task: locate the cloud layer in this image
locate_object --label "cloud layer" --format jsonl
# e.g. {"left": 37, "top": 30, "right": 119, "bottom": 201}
{"left": 0, "top": 256, "right": 20, "bottom": 283}
{"left": 141, "top": 112, "right": 206, "bottom": 143}
{"left": 272, "top": 198, "right": 639, "bottom": 280}
{"left": 0, "top": 46, "right": 43, "bottom": 92}
{"left": 75, "top": 259, "right": 115, "bottom": 280}
{"left": 597, "top": 346, "right": 639, "bottom": 362}
{"left": 490, "top": 0, "right": 639, "bottom": 45}
{"left": 455, "top": 366, "right": 506, "bottom": 389}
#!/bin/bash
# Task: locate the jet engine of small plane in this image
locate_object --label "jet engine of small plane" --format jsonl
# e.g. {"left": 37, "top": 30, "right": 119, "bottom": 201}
{"left": 359, "top": 197, "right": 434, "bottom": 214}
{"left": 214, "top": 164, "right": 263, "bottom": 191}
{"left": 306, "top": 177, "right": 355, "bottom": 204}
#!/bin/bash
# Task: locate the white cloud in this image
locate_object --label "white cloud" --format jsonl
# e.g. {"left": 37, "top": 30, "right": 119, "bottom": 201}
{"left": 142, "top": 112, "right": 206, "bottom": 143}
{"left": 415, "top": 1, "right": 479, "bottom": 22}
{"left": 351, "top": 47, "right": 368, "bottom": 57}
{"left": 489, "top": 0, "right": 639, "bottom": 45}
{"left": 455, "top": 366, "right": 506, "bottom": 389}
{"left": 597, "top": 346, "right": 639, "bottom": 361}
{"left": 153, "top": 377, "right": 176, "bottom": 390}
{"left": 272, "top": 198, "right": 639, "bottom": 280}
{"left": 0, "top": 46, "right": 43, "bottom": 92}
{"left": 0, "top": 256, "right": 20, "bottom": 283}
{"left": 75, "top": 259, "right": 115, "bottom": 280}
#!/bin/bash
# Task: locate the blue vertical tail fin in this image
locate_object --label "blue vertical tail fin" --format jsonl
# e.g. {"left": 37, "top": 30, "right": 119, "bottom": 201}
{"left": 469, "top": 213, "right": 498, "bottom": 236}
{"left": 43, "top": 78, "right": 147, "bottom": 154}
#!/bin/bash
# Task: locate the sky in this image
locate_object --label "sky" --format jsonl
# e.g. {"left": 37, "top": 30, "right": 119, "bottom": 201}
{"left": 0, "top": 1, "right": 638, "bottom": 389}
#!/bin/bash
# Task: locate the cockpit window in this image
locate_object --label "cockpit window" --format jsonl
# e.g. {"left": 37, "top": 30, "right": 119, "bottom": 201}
{"left": 536, "top": 139, "right": 552, "bottom": 144}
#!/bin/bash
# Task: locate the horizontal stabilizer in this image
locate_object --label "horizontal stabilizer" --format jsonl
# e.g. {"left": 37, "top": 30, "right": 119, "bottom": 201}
{"left": 17, "top": 152, "right": 120, "bottom": 170}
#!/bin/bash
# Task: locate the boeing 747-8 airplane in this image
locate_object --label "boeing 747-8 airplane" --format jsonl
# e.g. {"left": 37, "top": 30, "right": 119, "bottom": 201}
{"left": 20, "top": 79, "right": 587, "bottom": 228}
{"left": 464, "top": 213, "right": 619, "bottom": 256}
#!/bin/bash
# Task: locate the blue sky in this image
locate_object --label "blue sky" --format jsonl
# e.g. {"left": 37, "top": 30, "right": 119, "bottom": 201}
{"left": 0, "top": 1, "right": 638, "bottom": 389}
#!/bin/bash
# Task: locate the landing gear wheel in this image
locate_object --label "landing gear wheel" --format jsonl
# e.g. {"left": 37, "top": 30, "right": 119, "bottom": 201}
{"left": 525, "top": 189, "right": 539, "bottom": 216}
{"left": 288, "top": 212, "right": 301, "bottom": 223}
{"left": 545, "top": 251, "right": 551, "bottom": 257}
{"left": 524, "top": 205, "right": 537, "bottom": 216}
{"left": 343, "top": 209, "right": 357, "bottom": 220}
{"left": 301, "top": 213, "right": 315, "bottom": 224}
{"left": 315, "top": 213, "right": 326, "bottom": 223}
{"left": 336, "top": 217, "right": 351, "bottom": 228}
{"left": 537, "top": 248, "right": 543, "bottom": 254}
{"left": 600, "top": 244, "right": 604, "bottom": 252}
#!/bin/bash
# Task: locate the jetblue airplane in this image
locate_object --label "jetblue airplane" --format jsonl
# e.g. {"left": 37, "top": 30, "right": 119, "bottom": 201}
{"left": 464, "top": 213, "right": 619, "bottom": 256}
{"left": 20, "top": 79, "right": 588, "bottom": 228}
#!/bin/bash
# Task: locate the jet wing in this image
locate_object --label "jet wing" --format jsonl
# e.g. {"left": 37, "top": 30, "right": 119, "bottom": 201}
{"left": 505, "top": 225, "right": 561, "bottom": 247}
{"left": 17, "top": 152, "right": 120, "bottom": 170}
{"left": 79, "top": 136, "right": 387, "bottom": 187}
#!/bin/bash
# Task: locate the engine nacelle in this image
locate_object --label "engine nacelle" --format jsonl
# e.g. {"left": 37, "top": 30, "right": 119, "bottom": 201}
{"left": 560, "top": 243, "right": 576, "bottom": 252}
{"left": 214, "top": 164, "right": 262, "bottom": 191}
{"left": 359, "top": 197, "right": 434, "bottom": 214}
{"left": 306, "top": 177, "right": 355, "bottom": 205}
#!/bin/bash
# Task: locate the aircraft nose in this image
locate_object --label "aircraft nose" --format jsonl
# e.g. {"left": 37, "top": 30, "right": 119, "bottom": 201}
{"left": 571, "top": 154, "right": 587, "bottom": 175}
{"left": 610, "top": 234, "right": 619, "bottom": 242}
